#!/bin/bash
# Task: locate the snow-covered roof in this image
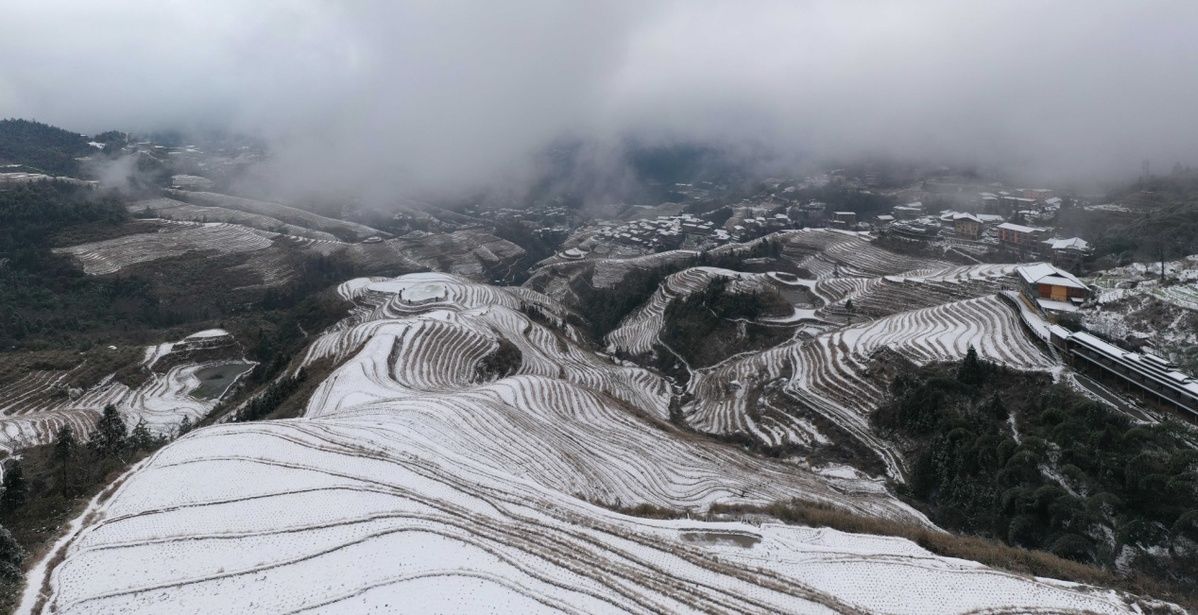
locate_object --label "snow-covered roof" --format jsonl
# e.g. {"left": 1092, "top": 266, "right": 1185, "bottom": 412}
{"left": 1069, "top": 332, "right": 1198, "bottom": 405}
{"left": 952, "top": 213, "right": 981, "bottom": 223}
{"left": 996, "top": 222, "right": 1044, "bottom": 234}
{"left": 1048, "top": 324, "right": 1072, "bottom": 339}
{"left": 1040, "top": 275, "right": 1084, "bottom": 288}
{"left": 186, "top": 328, "right": 230, "bottom": 339}
{"left": 1044, "top": 237, "right": 1090, "bottom": 251}
{"left": 1016, "top": 263, "right": 1087, "bottom": 289}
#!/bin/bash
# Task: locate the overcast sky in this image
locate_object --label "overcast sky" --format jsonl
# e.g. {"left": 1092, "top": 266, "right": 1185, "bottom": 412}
{"left": 3, "top": 1, "right": 1198, "bottom": 198}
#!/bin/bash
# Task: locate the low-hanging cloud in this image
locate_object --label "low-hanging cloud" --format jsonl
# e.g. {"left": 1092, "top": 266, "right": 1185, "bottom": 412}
{"left": 3, "top": 0, "right": 1198, "bottom": 201}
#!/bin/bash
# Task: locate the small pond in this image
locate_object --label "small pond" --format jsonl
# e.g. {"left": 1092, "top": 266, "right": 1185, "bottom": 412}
{"left": 191, "top": 361, "right": 255, "bottom": 400}
{"left": 680, "top": 531, "right": 761, "bottom": 548}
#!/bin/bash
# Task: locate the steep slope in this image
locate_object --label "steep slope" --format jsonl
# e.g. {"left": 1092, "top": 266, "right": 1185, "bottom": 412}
{"left": 129, "top": 197, "right": 340, "bottom": 241}
{"left": 165, "top": 190, "right": 383, "bottom": 241}
{"left": 52, "top": 221, "right": 275, "bottom": 276}
{"left": 53, "top": 219, "right": 526, "bottom": 286}
{"left": 22, "top": 273, "right": 1165, "bottom": 614}
{"left": 684, "top": 294, "right": 1057, "bottom": 477}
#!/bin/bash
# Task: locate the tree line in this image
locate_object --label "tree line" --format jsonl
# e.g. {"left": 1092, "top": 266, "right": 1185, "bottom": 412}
{"left": 874, "top": 347, "right": 1198, "bottom": 586}
{"left": 0, "top": 119, "right": 93, "bottom": 177}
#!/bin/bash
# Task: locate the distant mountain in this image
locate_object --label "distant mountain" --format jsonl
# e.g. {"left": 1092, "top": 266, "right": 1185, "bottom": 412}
{"left": 514, "top": 138, "right": 770, "bottom": 210}
{"left": 0, "top": 118, "right": 94, "bottom": 176}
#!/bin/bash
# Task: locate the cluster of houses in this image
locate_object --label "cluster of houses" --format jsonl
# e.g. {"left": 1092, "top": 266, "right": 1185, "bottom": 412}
{"left": 730, "top": 212, "right": 794, "bottom": 240}
{"left": 879, "top": 192, "right": 1093, "bottom": 270}
{"left": 594, "top": 214, "right": 728, "bottom": 250}
{"left": 474, "top": 205, "right": 571, "bottom": 225}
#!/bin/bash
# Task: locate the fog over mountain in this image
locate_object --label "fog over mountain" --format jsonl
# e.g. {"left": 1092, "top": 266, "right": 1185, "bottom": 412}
{"left": 3, "top": 1, "right": 1198, "bottom": 200}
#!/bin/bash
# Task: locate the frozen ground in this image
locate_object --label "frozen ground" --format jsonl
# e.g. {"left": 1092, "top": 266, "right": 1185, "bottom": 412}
{"left": 52, "top": 221, "right": 276, "bottom": 275}
{"left": 22, "top": 272, "right": 1175, "bottom": 614}
{"left": 0, "top": 331, "right": 251, "bottom": 454}
{"left": 1084, "top": 256, "right": 1198, "bottom": 370}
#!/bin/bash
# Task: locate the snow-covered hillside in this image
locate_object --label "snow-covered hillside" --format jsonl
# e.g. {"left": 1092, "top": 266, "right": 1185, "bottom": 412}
{"left": 683, "top": 293, "right": 1055, "bottom": 477}
{"left": 22, "top": 273, "right": 1170, "bottom": 614}
{"left": 0, "top": 330, "right": 251, "bottom": 454}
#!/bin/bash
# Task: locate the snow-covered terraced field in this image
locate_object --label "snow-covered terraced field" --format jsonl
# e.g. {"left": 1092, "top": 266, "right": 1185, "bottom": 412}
{"left": 166, "top": 190, "right": 383, "bottom": 241}
{"left": 776, "top": 229, "right": 951, "bottom": 278}
{"left": 26, "top": 272, "right": 1164, "bottom": 615}
{"left": 685, "top": 294, "right": 1056, "bottom": 474}
{"left": 817, "top": 264, "right": 1018, "bottom": 319}
{"left": 31, "top": 422, "right": 1156, "bottom": 615}
{"left": 585, "top": 250, "right": 698, "bottom": 290}
{"left": 128, "top": 198, "right": 341, "bottom": 241}
{"left": 605, "top": 267, "right": 772, "bottom": 359}
{"left": 348, "top": 230, "right": 526, "bottom": 281}
{"left": 0, "top": 334, "right": 251, "bottom": 454}
{"left": 524, "top": 249, "right": 698, "bottom": 312}
{"left": 52, "top": 221, "right": 276, "bottom": 275}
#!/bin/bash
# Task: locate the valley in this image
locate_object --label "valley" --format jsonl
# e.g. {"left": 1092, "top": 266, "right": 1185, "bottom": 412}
{"left": 2, "top": 118, "right": 1198, "bottom": 614}
{"left": 1, "top": 173, "right": 1195, "bottom": 612}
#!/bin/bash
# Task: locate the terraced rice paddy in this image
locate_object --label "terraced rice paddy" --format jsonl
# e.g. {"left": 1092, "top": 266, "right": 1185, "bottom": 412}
{"left": 128, "top": 198, "right": 340, "bottom": 241}
{"left": 605, "top": 267, "right": 773, "bottom": 359}
{"left": 52, "top": 221, "right": 276, "bottom": 275}
{"left": 0, "top": 334, "right": 252, "bottom": 454}
{"left": 23, "top": 271, "right": 1165, "bottom": 614}
{"left": 685, "top": 293, "right": 1055, "bottom": 475}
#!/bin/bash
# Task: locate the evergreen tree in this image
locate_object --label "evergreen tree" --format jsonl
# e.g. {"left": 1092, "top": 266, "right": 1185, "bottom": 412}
{"left": 0, "top": 525, "right": 22, "bottom": 581}
{"left": 176, "top": 416, "right": 193, "bottom": 438}
{"left": 53, "top": 425, "right": 77, "bottom": 495}
{"left": 52, "top": 425, "right": 77, "bottom": 464}
{"left": 982, "top": 394, "right": 1008, "bottom": 422}
{"left": 91, "top": 404, "right": 127, "bottom": 457}
{"left": 0, "top": 460, "right": 26, "bottom": 515}
{"left": 957, "top": 345, "right": 986, "bottom": 385}
{"left": 129, "top": 419, "right": 155, "bottom": 451}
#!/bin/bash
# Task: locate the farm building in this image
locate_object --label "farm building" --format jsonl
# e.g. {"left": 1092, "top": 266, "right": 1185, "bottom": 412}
{"left": 997, "top": 195, "right": 1038, "bottom": 216}
{"left": 1042, "top": 236, "right": 1092, "bottom": 270}
{"left": 1016, "top": 263, "right": 1090, "bottom": 313}
{"left": 830, "top": 211, "right": 857, "bottom": 229}
{"left": 892, "top": 202, "right": 924, "bottom": 220}
{"left": 952, "top": 213, "right": 982, "bottom": 239}
{"left": 978, "top": 192, "right": 1000, "bottom": 212}
{"left": 996, "top": 222, "right": 1050, "bottom": 249}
